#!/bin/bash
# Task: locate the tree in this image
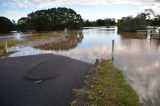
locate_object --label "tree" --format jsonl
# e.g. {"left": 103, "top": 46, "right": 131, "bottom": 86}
{"left": 96, "top": 19, "right": 105, "bottom": 26}
{"left": 0, "top": 17, "right": 13, "bottom": 33}
{"left": 135, "top": 13, "right": 148, "bottom": 25}
{"left": 83, "top": 18, "right": 116, "bottom": 27}
{"left": 118, "top": 12, "right": 149, "bottom": 32}
{"left": 12, "top": 20, "right": 17, "bottom": 31}
{"left": 17, "top": 17, "right": 31, "bottom": 31}
{"left": 151, "top": 15, "right": 160, "bottom": 26}
{"left": 17, "top": 7, "right": 83, "bottom": 31}
{"left": 104, "top": 18, "right": 116, "bottom": 26}
{"left": 83, "top": 20, "right": 96, "bottom": 26}
{"left": 144, "top": 9, "right": 155, "bottom": 20}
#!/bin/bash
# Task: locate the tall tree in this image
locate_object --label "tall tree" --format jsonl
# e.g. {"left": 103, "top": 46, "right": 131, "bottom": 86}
{"left": 151, "top": 15, "right": 160, "bottom": 26}
{"left": 17, "top": 17, "right": 31, "bottom": 31}
{"left": 17, "top": 7, "right": 83, "bottom": 31}
{"left": 0, "top": 17, "right": 13, "bottom": 33}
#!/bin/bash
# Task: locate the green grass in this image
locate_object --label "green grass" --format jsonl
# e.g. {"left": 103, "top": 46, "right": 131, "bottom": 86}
{"left": 72, "top": 60, "right": 141, "bottom": 106}
{"left": 0, "top": 39, "right": 25, "bottom": 49}
{"left": 0, "top": 51, "right": 15, "bottom": 58}
{"left": 34, "top": 80, "right": 43, "bottom": 84}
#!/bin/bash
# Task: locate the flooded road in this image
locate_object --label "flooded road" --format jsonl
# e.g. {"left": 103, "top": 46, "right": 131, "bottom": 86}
{"left": 1, "top": 27, "right": 160, "bottom": 105}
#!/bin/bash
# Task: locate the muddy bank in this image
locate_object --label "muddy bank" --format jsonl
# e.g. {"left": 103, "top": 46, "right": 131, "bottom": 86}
{"left": 19, "top": 35, "right": 67, "bottom": 47}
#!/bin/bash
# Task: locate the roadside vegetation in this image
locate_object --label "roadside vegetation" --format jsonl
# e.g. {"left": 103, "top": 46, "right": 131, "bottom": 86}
{"left": 71, "top": 60, "right": 141, "bottom": 106}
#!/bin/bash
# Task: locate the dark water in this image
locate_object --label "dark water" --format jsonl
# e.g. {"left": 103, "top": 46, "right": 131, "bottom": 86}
{"left": 1, "top": 27, "right": 160, "bottom": 105}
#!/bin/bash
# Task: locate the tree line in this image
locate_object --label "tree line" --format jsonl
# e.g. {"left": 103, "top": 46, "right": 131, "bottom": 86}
{"left": 0, "top": 7, "right": 83, "bottom": 33}
{"left": 118, "top": 9, "right": 160, "bottom": 32}
{"left": 0, "top": 7, "right": 117, "bottom": 33}
{"left": 84, "top": 18, "right": 116, "bottom": 27}
{"left": 1, "top": 8, "right": 160, "bottom": 33}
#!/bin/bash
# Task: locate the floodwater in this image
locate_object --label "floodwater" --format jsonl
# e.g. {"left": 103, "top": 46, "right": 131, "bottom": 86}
{"left": 1, "top": 27, "right": 160, "bottom": 105}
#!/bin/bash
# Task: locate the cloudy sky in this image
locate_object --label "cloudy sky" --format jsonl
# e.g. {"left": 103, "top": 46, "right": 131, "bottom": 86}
{"left": 0, "top": 0, "right": 160, "bottom": 21}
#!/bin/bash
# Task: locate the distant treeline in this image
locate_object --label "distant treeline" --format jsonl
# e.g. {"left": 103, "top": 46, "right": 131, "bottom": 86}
{"left": 118, "top": 9, "right": 160, "bottom": 32}
{"left": 84, "top": 18, "right": 116, "bottom": 27}
{"left": 1, "top": 8, "right": 160, "bottom": 33}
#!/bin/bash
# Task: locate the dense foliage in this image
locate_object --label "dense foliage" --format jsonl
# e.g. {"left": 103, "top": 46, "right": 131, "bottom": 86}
{"left": 118, "top": 9, "right": 160, "bottom": 32}
{"left": 84, "top": 18, "right": 116, "bottom": 27}
{"left": 0, "top": 17, "right": 13, "bottom": 33}
{"left": 1, "top": 8, "right": 160, "bottom": 33}
{"left": 117, "top": 13, "right": 148, "bottom": 32}
{"left": 151, "top": 15, "right": 160, "bottom": 26}
{"left": 17, "top": 7, "right": 83, "bottom": 31}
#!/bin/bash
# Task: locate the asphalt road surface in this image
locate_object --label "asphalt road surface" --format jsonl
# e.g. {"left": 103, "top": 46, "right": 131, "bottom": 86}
{"left": 0, "top": 54, "right": 92, "bottom": 106}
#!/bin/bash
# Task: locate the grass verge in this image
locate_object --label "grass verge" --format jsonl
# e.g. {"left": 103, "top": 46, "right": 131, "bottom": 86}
{"left": 0, "top": 40, "right": 21, "bottom": 49}
{"left": 0, "top": 51, "right": 15, "bottom": 58}
{"left": 71, "top": 60, "right": 141, "bottom": 106}
{"left": 0, "top": 40, "right": 23, "bottom": 57}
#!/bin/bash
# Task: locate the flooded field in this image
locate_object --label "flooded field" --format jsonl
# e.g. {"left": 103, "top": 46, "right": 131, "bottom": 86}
{"left": 0, "top": 27, "right": 160, "bottom": 105}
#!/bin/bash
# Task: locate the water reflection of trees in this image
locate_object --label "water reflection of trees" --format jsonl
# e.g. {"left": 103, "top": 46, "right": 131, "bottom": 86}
{"left": 118, "top": 31, "right": 144, "bottom": 39}
{"left": 150, "top": 39, "right": 160, "bottom": 49}
{"left": 36, "top": 30, "right": 83, "bottom": 51}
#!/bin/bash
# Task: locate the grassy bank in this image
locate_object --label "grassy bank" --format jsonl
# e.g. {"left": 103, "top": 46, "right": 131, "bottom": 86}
{"left": 72, "top": 60, "right": 141, "bottom": 106}
{"left": 26, "top": 31, "right": 61, "bottom": 41}
{"left": 0, "top": 40, "right": 22, "bottom": 57}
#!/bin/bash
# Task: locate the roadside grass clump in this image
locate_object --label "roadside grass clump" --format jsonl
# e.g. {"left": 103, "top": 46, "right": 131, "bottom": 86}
{"left": 34, "top": 80, "right": 43, "bottom": 84}
{"left": 0, "top": 40, "right": 22, "bottom": 57}
{"left": 0, "top": 51, "right": 15, "bottom": 58}
{"left": 0, "top": 40, "right": 23, "bottom": 49}
{"left": 72, "top": 60, "right": 141, "bottom": 106}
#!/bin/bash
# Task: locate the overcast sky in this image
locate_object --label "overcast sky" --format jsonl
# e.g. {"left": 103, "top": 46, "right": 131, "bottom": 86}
{"left": 0, "top": 0, "right": 160, "bottom": 21}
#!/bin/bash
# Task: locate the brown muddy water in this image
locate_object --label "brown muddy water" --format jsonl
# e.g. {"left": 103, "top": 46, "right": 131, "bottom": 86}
{"left": 0, "top": 27, "right": 160, "bottom": 106}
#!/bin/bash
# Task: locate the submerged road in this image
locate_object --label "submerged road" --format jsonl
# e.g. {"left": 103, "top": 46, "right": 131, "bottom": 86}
{"left": 0, "top": 54, "right": 92, "bottom": 106}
